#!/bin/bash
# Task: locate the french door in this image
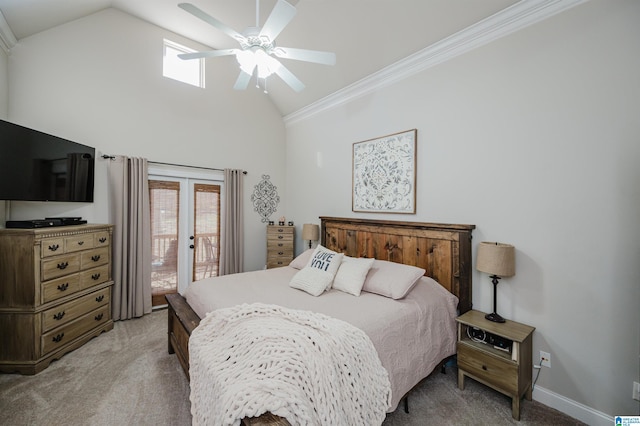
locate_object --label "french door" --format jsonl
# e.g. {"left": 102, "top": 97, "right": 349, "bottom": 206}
{"left": 149, "top": 167, "right": 223, "bottom": 306}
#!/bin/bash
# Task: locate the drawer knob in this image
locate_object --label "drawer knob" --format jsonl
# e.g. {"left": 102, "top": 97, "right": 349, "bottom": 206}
{"left": 48, "top": 244, "right": 60, "bottom": 252}
{"left": 99, "top": 237, "right": 107, "bottom": 243}
{"left": 278, "top": 229, "right": 283, "bottom": 233}
{"left": 57, "top": 262, "right": 69, "bottom": 270}
{"left": 278, "top": 236, "right": 283, "bottom": 239}
{"left": 95, "top": 313, "right": 104, "bottom": 321}
{"left": 482, "top": 365, "right": 487, "bottom": 371}
{"left": 91, "top": 255, "right": 101, "bottom": 262}
{"left": 52, "top": 333, "right": 64, "bottom": 343}
{"left": 53, "top": 311, "right": 66, "bottom": 321}
{"left": 57, "top": 283, "right": 69, "bottom": 291}
{"left": 77, "top": 241, "right": 84, "bottom": 246}
{"left": 96, "top": 295, "right": 105, "bottom": 302}
{"left": 91, "top": 273, "right": 101, "bottom": 280}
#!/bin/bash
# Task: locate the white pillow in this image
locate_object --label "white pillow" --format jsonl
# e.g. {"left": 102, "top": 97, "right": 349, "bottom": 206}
{"left": 289, "top": 249, "right": 314, "bottom": 269}
{"left": 362, "top": 259, "right": 426, "bottom": 299}
{"left": 332, "top": 256, "right": 375, "bottom": 296}
{"left": 289, "top": 245, "right": 344, "bottom": 296}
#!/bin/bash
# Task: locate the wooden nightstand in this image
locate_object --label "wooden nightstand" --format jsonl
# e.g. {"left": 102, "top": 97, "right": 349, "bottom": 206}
{"left": 456, "top": 310, "right": 535, "bottom": 420}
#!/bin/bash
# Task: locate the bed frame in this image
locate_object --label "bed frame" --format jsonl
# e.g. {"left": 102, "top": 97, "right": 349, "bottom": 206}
{"left": 166, "top": 216, "right": 475, "bottom": 425}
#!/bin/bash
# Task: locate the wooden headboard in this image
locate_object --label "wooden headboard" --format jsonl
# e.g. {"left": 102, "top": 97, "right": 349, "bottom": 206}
{"left": 320, "top": 216, "right": 475, "bottom": 313}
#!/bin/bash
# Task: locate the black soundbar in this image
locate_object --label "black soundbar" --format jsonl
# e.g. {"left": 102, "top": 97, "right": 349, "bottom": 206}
{"left": 6, "top": 218, "right": 87, "bottom": 229}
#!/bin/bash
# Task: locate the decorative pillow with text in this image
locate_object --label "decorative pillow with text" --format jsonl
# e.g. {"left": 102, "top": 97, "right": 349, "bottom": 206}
{"left": 289, "top": 245, "right": 344, "bottom": 296}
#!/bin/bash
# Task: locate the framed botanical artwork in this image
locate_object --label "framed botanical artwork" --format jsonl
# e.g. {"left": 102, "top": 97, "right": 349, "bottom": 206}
{"left": 352, "top": 129, "right": 417, "bottom": 213}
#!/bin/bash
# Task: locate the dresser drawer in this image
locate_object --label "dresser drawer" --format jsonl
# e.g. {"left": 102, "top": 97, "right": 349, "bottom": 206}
{"left": 41, "top": 254, "right": 81, "bottom": 281}
{"left": 457, "top": 343, "right": 518, "bottom": 393}
{"left": 42, "top": 287, "right": 111, "bottom": 332}
{"left": 41, "top": 305, "right": 110, "bottom": 356}
{"left": 42, "top": 274, "right": 81, "bottom": 304}
{"left": 94, "top": 231, "right": 110, "bottom": 248}
{"left": 267, "top": 233, "right": 294, "bottom": 243}
{"left": 64, "top": 233, "right": 95, "bottom": 253}
{"left": 80, "top": 247, "right": 109, "bottom": 269}
{"left": 79, "top": 265, "right": 110, "bottom": 290}
{"left": 41, "top": 237, "right": 65, "bottom": 258}
{"left": 267, "top": 259, "right": 291, "bottom": 268}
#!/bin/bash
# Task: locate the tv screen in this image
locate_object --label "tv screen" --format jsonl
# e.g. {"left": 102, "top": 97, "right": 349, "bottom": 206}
{"left": 0, "top": 119, "right": 95, "bottom": 202}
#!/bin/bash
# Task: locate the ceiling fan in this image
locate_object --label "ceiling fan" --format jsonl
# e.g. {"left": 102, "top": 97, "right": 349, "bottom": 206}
{"left": 178, "top": 0, "right": 336, "bottom": 93}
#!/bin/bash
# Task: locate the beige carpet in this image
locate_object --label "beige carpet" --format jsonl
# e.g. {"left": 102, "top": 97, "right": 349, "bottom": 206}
{"left": 0, "top": 310, "right": 585, "bottom": 425}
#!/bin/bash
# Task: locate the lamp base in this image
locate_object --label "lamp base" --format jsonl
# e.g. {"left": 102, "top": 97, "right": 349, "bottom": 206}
{"left": 485, "top": 312, "right": 506, "bottom": 323}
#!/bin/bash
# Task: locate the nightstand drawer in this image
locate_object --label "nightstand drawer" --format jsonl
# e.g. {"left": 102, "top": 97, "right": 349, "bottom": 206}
{"left": 458, "top": 343, "right": 518, "bottom": 393}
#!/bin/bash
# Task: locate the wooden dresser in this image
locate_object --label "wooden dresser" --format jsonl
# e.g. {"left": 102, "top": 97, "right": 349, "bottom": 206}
{"left": 0, "top": 224, "right": 114, "bottom": 374}
{"left": 266, "top": 225, "right": 294, "bottom": 269}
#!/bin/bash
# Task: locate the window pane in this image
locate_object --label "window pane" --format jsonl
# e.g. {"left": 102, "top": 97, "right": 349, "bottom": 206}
{"left": 163, "top": 39, "right": 204, "bottom": 88}
{"left": 150, "top": 180, "right": 180, "bottom": 306}
{"left": 193, "top": 183, "right": 220, "bottom": 281}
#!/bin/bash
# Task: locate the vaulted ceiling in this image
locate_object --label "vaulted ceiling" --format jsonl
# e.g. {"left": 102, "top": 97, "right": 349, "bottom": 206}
{"left": 0, "top": 1, "right": 580, "bottom": 116}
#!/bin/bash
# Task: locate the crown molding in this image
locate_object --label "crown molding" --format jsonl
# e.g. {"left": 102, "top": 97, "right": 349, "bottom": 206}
{"left": 0, "top": 10, "right": 17, "bottom": 53}
{"left": 284, "top": 0, "right": 589, "bottom": 126}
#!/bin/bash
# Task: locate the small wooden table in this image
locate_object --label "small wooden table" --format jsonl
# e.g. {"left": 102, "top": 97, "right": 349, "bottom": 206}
{"left": 456, "top": 310, "right": 535, "bottom": 420}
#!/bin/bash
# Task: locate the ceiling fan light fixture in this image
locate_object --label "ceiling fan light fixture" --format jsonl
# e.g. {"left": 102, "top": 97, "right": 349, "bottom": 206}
{"left": 236, "top": 50, "right": 257, "bottom": 74}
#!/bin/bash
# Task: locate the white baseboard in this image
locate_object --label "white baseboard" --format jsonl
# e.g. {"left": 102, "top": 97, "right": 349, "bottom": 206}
{"left": 533, "top": 386, "right": 612, "bottom": 426}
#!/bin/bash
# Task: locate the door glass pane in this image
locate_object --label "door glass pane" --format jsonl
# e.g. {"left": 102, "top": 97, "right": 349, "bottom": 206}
{"left": 150, "top": 180, "right": 180, "bottom": 306}
{"left": 193, "top": 183, "right": 220, "bottom": 281}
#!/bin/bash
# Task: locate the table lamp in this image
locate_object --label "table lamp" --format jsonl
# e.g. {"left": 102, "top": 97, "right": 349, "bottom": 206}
{"left": 302, "top": 224, "right": 319, "bottom": 249}
{"left": 476, "top": 241, "right": 515, "bottom": 323}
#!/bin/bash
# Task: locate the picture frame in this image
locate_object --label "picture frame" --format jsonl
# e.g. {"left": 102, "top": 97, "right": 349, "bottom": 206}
{"left": 352, "top": 129, "right": 417, "bottom": 214}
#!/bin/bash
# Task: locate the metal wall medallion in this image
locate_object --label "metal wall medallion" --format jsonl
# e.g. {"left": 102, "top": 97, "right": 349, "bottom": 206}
{"left": 251, "top": 175, "right": 280, "bottom": 223}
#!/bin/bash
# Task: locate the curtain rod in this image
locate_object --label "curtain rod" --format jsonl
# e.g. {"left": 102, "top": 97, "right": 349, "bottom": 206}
{"left": 101, "top": 155, "right": 247, "bottom": 174}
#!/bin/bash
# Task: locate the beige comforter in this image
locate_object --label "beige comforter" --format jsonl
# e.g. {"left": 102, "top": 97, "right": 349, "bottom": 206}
{"left": 184, "top": 265, "right": 459, "bottom": 412}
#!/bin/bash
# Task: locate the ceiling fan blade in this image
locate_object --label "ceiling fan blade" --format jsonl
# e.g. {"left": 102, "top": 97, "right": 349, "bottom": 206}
{"left": 259, "top": 0, "right": 297, "bottom": 42}
{"left": 274, "top": 63, "right": 305, "bottom": 92}
{"left": 178, "top": 49, "right": 239, "bottom": 60}
{"left": 234, "top": 70, "right": 253, "bottom": 90}
{"left": 178, "top": 3, "right": 245, "bottom": 43}
{"left": 273, "top": 47, "right": 336, "bottom": 65}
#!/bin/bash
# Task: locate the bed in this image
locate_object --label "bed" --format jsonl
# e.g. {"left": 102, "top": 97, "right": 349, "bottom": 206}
{"left": 166, "top": 216, "right": 475, "bottom": 425}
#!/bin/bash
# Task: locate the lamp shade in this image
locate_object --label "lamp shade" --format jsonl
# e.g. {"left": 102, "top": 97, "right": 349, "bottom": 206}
{"left": 476, "top": 242, "right": 515, "bottom": 277}
{"left": 302, "top": 224, "right": 319, "bottom": 241}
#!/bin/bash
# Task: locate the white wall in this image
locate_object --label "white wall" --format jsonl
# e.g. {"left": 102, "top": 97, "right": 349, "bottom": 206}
{"left": 285, "top": 0, "right": 639, "bottom": 420}
{"left": 6, "top": 8, "right": 287, "bottom": 271}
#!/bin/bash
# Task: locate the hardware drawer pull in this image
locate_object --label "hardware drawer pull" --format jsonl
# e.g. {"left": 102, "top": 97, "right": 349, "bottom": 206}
{"left": 278, "top": 229, "right": 283, "bottom": 232}
{"left": 57, "top": 262, "right": 69, "bottom": 270}
{"left": 53, "top": 311, "right": 65, "bottom": 320}
{"left": 91, "top": 273, "right": 101, "bottom": 280}
{"left": 57, "top": 283, "right": 69, "bottom": 291}
{"left": 96, "top": 295, "right": 105, "bottom": 302}
{"left": 77, "top": 241, "right": 84, "bottom": 245}
{"left": 278, "top": 236, "right": 283, "bottom": 239}
{"left": 91, "top": 255, "right": 101, "bottom": 262}
{"left": 278, "top": 251, "right": 284, "bottom": 255}
{"left": 99, "top": 237, "right": 107, "bottom": 243}
{"left": 48, "top": 244, "right": 59, "bottom": 251}
{"left": 95, "top": 313, "right": 104, "bottom": 321}
{"left": 52, "top": 333, "right": 64, "bottom": 343}
{"left": 482, "top": 365, "right": 487, "bottom": 371}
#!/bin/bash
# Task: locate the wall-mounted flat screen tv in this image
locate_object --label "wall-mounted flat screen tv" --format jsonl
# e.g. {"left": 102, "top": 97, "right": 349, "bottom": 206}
{"left": 0, "top": 119, "right": 95, "bottom": 202}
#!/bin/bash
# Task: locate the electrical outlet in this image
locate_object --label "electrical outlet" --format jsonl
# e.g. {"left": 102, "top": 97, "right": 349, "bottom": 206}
{"left": 633, "top": 381, "right": 640, "bottom": 401}
{"left": 540, "top": 350, "right": 551, "bottom": 368}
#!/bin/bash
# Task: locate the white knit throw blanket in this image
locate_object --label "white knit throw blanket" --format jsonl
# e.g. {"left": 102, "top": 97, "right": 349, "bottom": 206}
{"left": 189, "top": 303, "right": 392, "bottom": 426}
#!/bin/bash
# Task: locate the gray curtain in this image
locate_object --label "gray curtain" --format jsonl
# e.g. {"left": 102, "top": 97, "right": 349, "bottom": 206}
{"left": 107, "top": 156, "right": 152, "bottom": 320}
{"left": 219, "top": 169, "right": 244, "bottom": 275}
